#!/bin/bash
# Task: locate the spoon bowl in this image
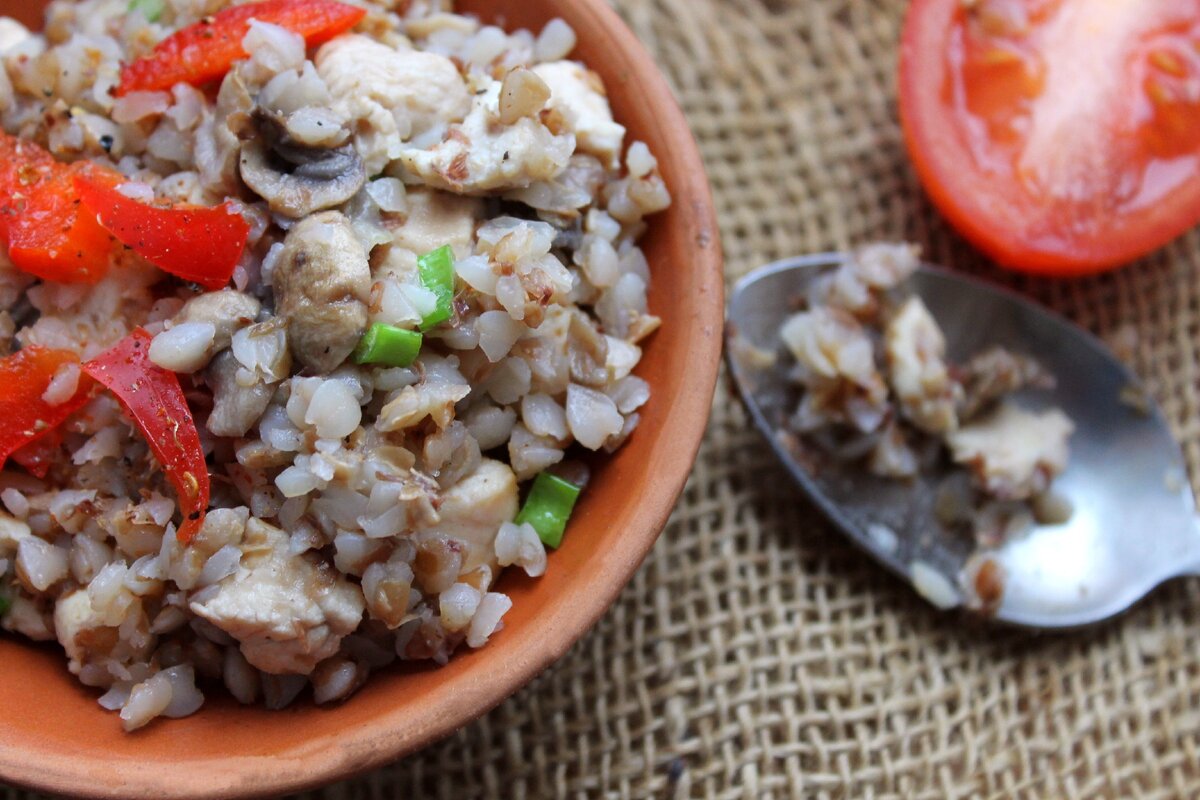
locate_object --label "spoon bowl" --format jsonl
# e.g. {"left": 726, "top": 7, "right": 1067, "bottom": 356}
{"left": 727, "top": 254, "right": 1200, "bottom": 629}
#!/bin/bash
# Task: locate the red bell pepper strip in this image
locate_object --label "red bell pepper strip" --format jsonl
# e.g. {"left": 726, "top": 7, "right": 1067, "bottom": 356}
{"left": 0, "top": 347, "right": 95, "bottom": 469}
{"left": 117, "top": 0, "right": 367, "bottom": 96}
{"left": 11, "top": 431, "right": 65, "bottom": 479}
{"left": 74, "top": 175, "right": 249, "bottom": 291}
{"left": 83, "top": 329, "right": 209, "bottom": 543}
{"left": 0, "top": 134, "right": 117, "bottom": 283}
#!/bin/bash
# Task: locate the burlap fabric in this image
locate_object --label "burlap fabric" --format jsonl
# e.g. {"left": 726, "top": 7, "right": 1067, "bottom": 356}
{"left": 7, "top": 0, "right": 1200, "bottom": 797}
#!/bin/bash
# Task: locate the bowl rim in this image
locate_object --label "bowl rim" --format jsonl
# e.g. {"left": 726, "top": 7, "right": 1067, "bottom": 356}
{"left": 0, "top": 1, "right": 723, "bottom": 796}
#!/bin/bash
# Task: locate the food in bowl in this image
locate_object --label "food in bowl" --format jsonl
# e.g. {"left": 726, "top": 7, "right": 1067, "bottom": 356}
{"left": 0, "top": 0, "right": 671, "bottom": 730}
{"left": 774, "top": 243, "right": 1075, "bottom": 553}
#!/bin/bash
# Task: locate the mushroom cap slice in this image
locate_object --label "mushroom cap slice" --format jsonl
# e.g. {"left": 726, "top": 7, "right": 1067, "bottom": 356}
{"left": 239, "top": 137, "right": 367, "bottom": 218}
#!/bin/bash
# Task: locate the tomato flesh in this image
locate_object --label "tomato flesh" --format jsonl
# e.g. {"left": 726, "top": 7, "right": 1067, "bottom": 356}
{"left": 901, "top": 0, "right": 1200, "bottom": 274}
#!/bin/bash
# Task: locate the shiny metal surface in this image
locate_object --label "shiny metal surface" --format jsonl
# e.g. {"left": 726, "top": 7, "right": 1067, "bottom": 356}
{"left": 727, "top": 254, "right": 1200, "bottom": 628}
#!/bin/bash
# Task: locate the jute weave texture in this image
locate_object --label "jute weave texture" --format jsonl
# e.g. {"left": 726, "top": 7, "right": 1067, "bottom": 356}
{"left": 9, "top": 0, "right": 1200, "bottom": 797}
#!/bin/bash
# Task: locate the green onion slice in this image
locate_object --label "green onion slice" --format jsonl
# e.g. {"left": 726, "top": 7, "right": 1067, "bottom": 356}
{"left": 129, "top": 0, "right": 166, "bottom": 22}
{"left": 515, "top": 472, "right": 583, "bottom": 549}
{"left": 353, "top": 323, "right": 423, "bottom": 367}
{"left": 417, "top": 245, "right": 456, "bottom": 331}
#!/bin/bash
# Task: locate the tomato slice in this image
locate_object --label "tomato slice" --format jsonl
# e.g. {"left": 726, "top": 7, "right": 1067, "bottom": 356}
{"left": 900, "top": 0, "right": 1200, "bottom": 275}
{"left": 116, "top": 0, "right": 367, "bottom": 96}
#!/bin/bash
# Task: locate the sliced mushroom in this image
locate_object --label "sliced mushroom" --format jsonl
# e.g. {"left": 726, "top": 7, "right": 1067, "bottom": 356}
{"left": 206, "top": 351, "right": 274, "bottom": 438}
{"left": 239, "top": 111, "right": 366, "bottom": 218}
{"left": 273, "top": 211, "right": 371, "bottom": 374}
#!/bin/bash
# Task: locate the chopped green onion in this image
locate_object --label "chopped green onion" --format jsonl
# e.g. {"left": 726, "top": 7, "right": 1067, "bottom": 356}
{"left": 515, "top": 472, "right": 582, "bottom": 549}
{"left": 0, "top": 593, "right": 10, "bottom": 618}
{"left": 417, "top": 245, "right": 456, "bottom": 331}
{"left": 353, "top": 324, "right": 423, "bottom": 367}
{"left": 129, "top": 0, "right": 165, "bottom": 22}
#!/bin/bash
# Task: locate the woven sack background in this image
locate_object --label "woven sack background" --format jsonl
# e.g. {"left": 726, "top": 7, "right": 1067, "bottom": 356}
{"left": 9, "top": 0, "right": 1200, "bottom": 797}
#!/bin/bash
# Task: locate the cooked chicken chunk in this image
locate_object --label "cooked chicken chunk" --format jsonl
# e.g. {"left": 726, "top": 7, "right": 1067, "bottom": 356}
{"left": 54, "top": 589, "right": 113, "bottom": 676}
{"left": 419, "top": 458, "right": 518, "bottom": 573}
{"left": 533, "top": 61, "right": 626, "bottom": 169}
{"left": 190, "top": 518, "right": 365, "bottom": 675}
{"left": 958, "top": 347, "right": 1054, "bottom": 420}
{"left": 400, "top": 81, "right": 574, "bottom": 194}
{"left": 391, "top": 189, "right": 480, "bottom": 260}
{"left": 780, "top": 307, "right": 889, "bottom": 433}
{"left": 885, "top": 296, "right": 962, "bottom": 435}
{"left": 316, "top": 35, "right": 472, "bottom": 174}
{"left": 272, "top": 211, "right": 371, "bottom": 374}
{"left": 848, "top": 242, "right": 921, "bottom": 289}
{"left": 946, "top": 403, "right": 1074, "bottom": 500}
{"left": 54, "top": 583, "right": 152, "bottom": 677}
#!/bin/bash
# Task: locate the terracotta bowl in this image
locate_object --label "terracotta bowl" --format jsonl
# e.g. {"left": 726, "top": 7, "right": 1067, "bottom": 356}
{"left": 0, "top": 0, "right": 722, "bottom": 797}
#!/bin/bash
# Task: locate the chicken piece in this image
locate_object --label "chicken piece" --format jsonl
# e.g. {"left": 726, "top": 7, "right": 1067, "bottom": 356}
{"left": 958, "top": 347, "right": 1054, "bottom": 420}
{"left": 418, "top": 458, "right": 518, "bottom": 574}
{"left": 206, "top": 351, "right": 274, "bottom": 438}
{"left": 780, "top": 307, "right": 889, "bottom": 433}
{"left": 884, "top": 296, "right": 962, "bottom": 435}
{"left": 54, "top": 589, "right": 116, "bottom": 676}
{"left": 272, "top": 211, "right": 371, "bottom": 374}
{"left": 805, "top": 263, "right": 878, "bottom": 320}
{"left": 946, "top": 403, "right": 1074, "bottom": 501}
{"left": 316, "top": 35, "right": 472, "bottom": 174}
{"left": 532, "top": 61, "right": 626, "bottom": 169}
{"left": 845, "top": 242, "right": 920, "bottom": 290}
{"left": 190, "top": 518, "right": 364, "bottom": 675}
{"left": 399, "top": 81, "right": 574, "bottom": 194}
{"left": 391, "top": 189, "right": 480, "bottom": 261}
{"left": 176, "top": 289, "right": 261, "bottom": 354}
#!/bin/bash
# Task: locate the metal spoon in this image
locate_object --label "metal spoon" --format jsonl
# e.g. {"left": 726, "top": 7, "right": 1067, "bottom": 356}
{"left": 727, "top": 253, "right": 1200, "bottom": 628}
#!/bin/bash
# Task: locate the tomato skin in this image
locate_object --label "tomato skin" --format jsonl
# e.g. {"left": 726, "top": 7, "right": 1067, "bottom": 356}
{"left": 117, "top": 0, "right": 367, "bottom": 96}
{"left": 83, "top": 329, "right": 210, "bottom": 543}
{"left": 0, "top": 134, "right": 116, "bottom": 283}
{"left": 75, "top": 176, "right": 250, "bottom": 291}
{"left": 899, "top": 0, "right": 1200, "bottom": 276}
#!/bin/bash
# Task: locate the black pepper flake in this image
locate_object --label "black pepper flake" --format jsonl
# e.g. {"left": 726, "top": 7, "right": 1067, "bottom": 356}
{"left": 99, "top": 134, "right": 114, "bottom": 152}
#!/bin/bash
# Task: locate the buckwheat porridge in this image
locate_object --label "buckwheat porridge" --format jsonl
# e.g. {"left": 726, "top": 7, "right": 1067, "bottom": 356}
{"left": 775, "top": 244, "right": 1076, "bottom": 561}
{"left": 0, "top": 0, "right": 668, "bottom": 729}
